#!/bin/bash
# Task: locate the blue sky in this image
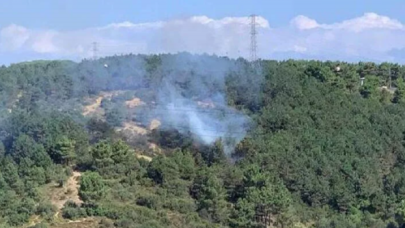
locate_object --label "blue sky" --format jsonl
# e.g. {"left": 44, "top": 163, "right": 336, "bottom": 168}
{"left": 2, "top": 0, "right": 405, "bottom": 29}
{"left": 1, "top": 0, "right": 405, "bottom": 64}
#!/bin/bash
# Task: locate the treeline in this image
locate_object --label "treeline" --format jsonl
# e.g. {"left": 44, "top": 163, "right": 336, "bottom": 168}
{"left": 0, "top": 55, "right": 405, "bottom": 227}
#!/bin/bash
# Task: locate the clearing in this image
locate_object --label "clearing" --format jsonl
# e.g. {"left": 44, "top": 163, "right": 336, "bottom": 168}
{"left": 117, "top": 121, "right": 148, "bottom": 135}
{"left": 125, "top": 97, "right": 145, "bottom": 108}
{"left": 83, "top": 96, "right": 103, "bottom": 116}
{"left": 82, "top": 90, "right": 128, "bottom": 116}
{"left": 49, "top": 171, "right": 83, "bottom": 211}
{"left": 25, "top": 171, "right": 84, "bottom": 227}
{"left": 149, "top": 119, "right": 161, "bottom": 130}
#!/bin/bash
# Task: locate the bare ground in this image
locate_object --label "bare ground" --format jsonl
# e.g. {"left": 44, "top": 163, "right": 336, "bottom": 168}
{"left": 83, "top": 96, "right": 103, "bottom": 116}
{"left": 49, "top": 217, "right": 101, "bottom": 228}
{"left": 148, "top": 142, "right": 162, "bottom": 154}
{"left": 50, "top": 171, "right": 83, "bottom": 210}
{"left": 25, "top": 171, "right": 84, "bottom": 227}
{"left": 125, "top": 97, "right": 144, "bottom": 108}
{"left": 82, "top": 90, "right": 128, "bottom": 116}
{"left": 135, "top": 154, "right": 153, "bottom": 162}
{"left": 149, "top": 119, "right": 161, "bottom": 130}
{"left": 39, "top": 171, "right": 83, "bottom": 217}
{"left": 117, "top": 121, "right": 148, "bottom": 135}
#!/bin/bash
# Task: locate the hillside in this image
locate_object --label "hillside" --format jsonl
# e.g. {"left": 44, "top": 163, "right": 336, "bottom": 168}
{"left": 0, "top": 54, "right": 404, "bottom": 227}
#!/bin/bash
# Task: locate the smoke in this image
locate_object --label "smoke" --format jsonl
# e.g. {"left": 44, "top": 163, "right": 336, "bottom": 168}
{"left": 60, "top": 52, "right": 261, "bottom": 155}
{"left": 132, "top": 53, "right": 259, "bottom": 155}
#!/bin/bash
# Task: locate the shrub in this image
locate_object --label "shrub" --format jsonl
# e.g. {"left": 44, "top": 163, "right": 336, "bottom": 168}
{"left": 62, "top": 201, "right": 87, "bottom": 220}
{"left": 136, "top": 193, "right": 163, "bottom": 210}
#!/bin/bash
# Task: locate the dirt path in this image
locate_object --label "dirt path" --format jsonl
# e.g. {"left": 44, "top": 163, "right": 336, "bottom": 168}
{"left": 51, "top": 171, "right": 83, "bottom": 211}
{"left": 25, "top": 171, "right": 83, "bottom": 227}
{"left": 64, "top": 171, "right": 83, "bottom": 208}
{"left": 49, "top": 217, "right": 100, "bottom": 228}
{"left": 83, "top": 96, "right": 103, "bottom": 116}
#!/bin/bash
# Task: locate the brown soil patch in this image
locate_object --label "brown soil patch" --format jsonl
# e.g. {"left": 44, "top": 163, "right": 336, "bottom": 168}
{"left": 47, "top": 171, "right": 83, "bottom": 211}
{"left": 49, "top": 217, "right": 100, "bottom": 228}
{"left": 117, "top": 121, "right": 148, "bottom": 135}
{"left": 82, "top": 90, "right": 128, "bottom": 116}
{"left": 83, "top": 96, "right": 103, "bottom": 116}
{"left": 25, "top": 215, "right": 41, "bottom": 228}
{"left": 149, "top": 119, "right": 161, "bottom": 130}
{"left": 148, "top": 143, "right": 162, "bottom": 153}
{"left": 136, "top": 154, "right": 153, "bottom": 162}
{"left": 125, "top": 97, "right": 144, "bottom": 108}
{"left": 27, "top": 171, "right": 84, "bottom": 227}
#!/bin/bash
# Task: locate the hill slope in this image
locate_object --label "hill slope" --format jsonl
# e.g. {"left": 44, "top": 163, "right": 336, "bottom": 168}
{"left": 0, "top": 55, "right": 404, "bottom": 227}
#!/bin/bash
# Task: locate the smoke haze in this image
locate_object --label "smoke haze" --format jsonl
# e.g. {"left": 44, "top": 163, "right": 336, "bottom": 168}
{"left": 131, "top": 53, "right": 258, "bottom": 155}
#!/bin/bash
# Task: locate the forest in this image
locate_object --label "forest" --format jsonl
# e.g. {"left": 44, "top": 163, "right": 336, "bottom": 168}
{"left": 0, "top": 54, "right": 405, "bottom": 227}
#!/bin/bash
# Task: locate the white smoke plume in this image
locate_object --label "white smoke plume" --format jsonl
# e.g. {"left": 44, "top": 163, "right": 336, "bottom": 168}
{"left": 124, "top": 53, "right": 259, "bottom": 155}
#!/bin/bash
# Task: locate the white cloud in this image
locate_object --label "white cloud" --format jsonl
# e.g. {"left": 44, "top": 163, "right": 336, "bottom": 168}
{"left": 100, "top": 15, "right": 269, "bottom": 31}
{"left": 31, "top": 31, "right": 59, "bottom": 53}
{"left": 330, "top": 12, "right": 404, "bottom": 32}
{"left": 0, "top": 24, "right": 30, "bottom": 50}
{"left": 293, "top": 45, "right": 307, "bottom": 53}
{"left": 2, "top": 13, "right": 405, "bottom": 64}
{"left": 100, "top": 21, "right": 163, "bottom": 30}
{"left": 291, "top": 15, "right": 319, "bottom": 30}
{"left": 291, "top": 12, "right": 404, "bottom": 32}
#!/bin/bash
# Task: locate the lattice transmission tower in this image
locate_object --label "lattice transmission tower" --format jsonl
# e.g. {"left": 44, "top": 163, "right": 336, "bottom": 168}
{"left": 250, "top": 14, "right": 258, "bottom": 63}
{"left": 92, "top": 41, "right": 98, "bottom": 60}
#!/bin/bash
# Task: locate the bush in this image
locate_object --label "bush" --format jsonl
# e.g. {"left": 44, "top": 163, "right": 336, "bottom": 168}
{"left": 136, "top": 193, "right": 163, "bottom": 210}
{"left": 105, "top": 105, "right": 125, "bottom": 127}
{"left": 99, "top": 218, "right": 115, "bottom": 228}
{"left": 79, "top": 171, "right": 106, "bottom": 202}
{"left": 65, "top": 166, "right": 73, "bottom": 176}
{"left": 7, "top": 212, "right": 29, "bottom": 226}
{"left": 115, "top": 219, "right": 136, "bottom": 228}
{"left": 36, "top": 203, "right": 56, "bottom": 221}
{"left": 62, "top": 201, "right": 87, "bottom": 220}
{"left": 164, "top": 198, "right": 197, "bottom": 214}
{"left": 138, "top": 220, "right": 165, "bottom": 228}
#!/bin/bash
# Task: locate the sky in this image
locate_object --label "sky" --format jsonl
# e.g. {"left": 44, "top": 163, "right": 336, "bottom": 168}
{"left": 1, "top": 0, "right": 405, "bottom": 64}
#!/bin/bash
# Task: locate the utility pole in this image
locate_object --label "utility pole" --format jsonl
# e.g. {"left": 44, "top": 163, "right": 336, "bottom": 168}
{"left": 92, "top": 42, "right": 98, "bottom": 60}
{"left": 250, "top": 14, "right": 258, "bottom": 63}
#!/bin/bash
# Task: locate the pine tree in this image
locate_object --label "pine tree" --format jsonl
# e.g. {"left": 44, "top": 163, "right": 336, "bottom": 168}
{"left": 51, "top": 136, "right": 76, "bottom": 165}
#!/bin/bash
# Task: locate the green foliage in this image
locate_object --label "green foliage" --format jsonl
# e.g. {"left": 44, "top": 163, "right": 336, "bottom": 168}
{"left": 36, "top": 202, "right": 56, "bottom": 221}
{"left": 1, "top": 55, "right": 405, "bottom": 227}
{"left": 147, "top": 155, "right": 180, "bottom": 185}
{"left": 192, "top": 169, "right": 230, "bottom": 224}
{"left": 394, "top": 77, "right": 405, "bottom": 103}
{"left": 62, "top": 201, "right": 87, "bottom": 220}
{"left": 360, "top": 75, "right": 380, "bottom": 98}
{"left": 79, "top": 171, "right": 106, "bottom": 202}
{"left": 106, "top": 107, "right": 125, "bottom": 127}
{"left": 50, "top": 136, "right": 76, "bottom": 165}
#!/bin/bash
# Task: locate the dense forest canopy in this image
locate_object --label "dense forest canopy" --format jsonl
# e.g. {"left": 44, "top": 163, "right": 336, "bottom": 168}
{"left": 0, "top": 54, "right": 405, "bottom": 227}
